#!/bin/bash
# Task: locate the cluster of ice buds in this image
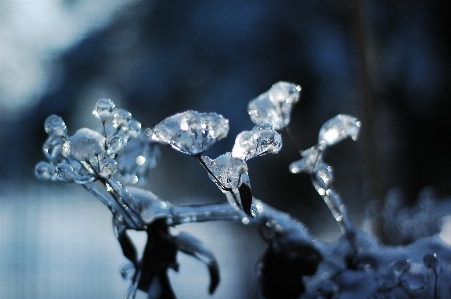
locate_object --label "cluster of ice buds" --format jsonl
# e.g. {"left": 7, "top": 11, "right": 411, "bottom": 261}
{"left": 150, "top": 81, "right": 300, "bottom": 219}
{"left": 35, "top": 99, "right": 160, "bottom": 186}
{"left": 289, "top": 114, "right": 361, "bottom": 248}
{"left": 35, "top": 99, "right": 162, "bottom": 229}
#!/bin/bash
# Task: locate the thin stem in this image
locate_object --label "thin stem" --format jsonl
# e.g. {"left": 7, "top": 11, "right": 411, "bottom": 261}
{"left": 83, "top": 183, "right": 119, "bottom": 213}
{"left": 321, "top": 188, "right": 357, "bottom": 253}
{"left": 84, "top": 181, "right": 139, "bottom": 228}
{"left": 195, "top": 154, "right": 233, "bottom": 192}
{"left": 107, "top": 178, "right": 144, "bottom": 229}
{"left": 169, "top": 202, "right": 240, "bottom": 225}
{"left": 284, "top": 127, "right": 303, "bottom": 159}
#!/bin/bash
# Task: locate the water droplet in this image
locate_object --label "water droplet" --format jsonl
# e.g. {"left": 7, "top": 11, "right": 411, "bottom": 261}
{"left": 56, "top": 163, "right": 95, "bottom": 184}
{"left": 423, "top": 253, "right": 438, "bottom": 268}
{"left": 314, "top": 162, "right": 334, "bottom": 190}
{"left": 152, "top": 110, "right": 229, "bottom": 155}
{"left": 318, "top": 114, "right": 361, "bottom": 147}
{"left": 68, "top": 128, "right": 106, "bottom": 162}
{"left": 392, "top": 259, "right": 410, "bottom": 276}
{"left": 35, "top": 161, "right": 57, "bottom": 181}
{"left": 44, "top": 114, "right": 67, "bottom": 137}
{"left": 113, "top": 109, "right": 132, "bottom": 128}
{"left": 136, "top": 155, "right": 146, "bottom": 166}
{"left": 93, "top": 98, "right": 116, "bottom": 121}
{"left": 43, "top": 135, "right": 64, "bottom": 161}
{"left": 107, "top": 134, "right": 127, "bottom": 155}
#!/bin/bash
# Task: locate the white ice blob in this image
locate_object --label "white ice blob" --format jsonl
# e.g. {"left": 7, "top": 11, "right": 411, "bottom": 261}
{"left": 232, "top": 122, "right": 282, "bottom": 161}
{"left": 318, "top": 114, "right": 361, "bottom": 147}
{"left": 152, "top": 110, "right": 229, "bottom": 155}
{"left": 248, "top": 81, "right": 301, "bottom": 130}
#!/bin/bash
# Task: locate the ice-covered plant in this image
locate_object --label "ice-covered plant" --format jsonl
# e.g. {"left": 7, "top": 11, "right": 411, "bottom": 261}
{"left": 36, "top": 81, "right": 451, "bottom": 299}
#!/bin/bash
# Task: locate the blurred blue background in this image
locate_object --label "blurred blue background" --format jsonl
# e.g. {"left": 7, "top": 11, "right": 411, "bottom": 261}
{"left": 1, "top": 1, "right": 451, "bottom": 298}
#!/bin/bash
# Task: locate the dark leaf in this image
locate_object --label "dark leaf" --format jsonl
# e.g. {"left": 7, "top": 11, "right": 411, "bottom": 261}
{"left": 238, "top": 183, "right": 253, "bottom": 217}
{"left": 137, "top": 219, "right": 178, "bottom": 298}
{"left": 259, "top": 230, "right": 322, "bottom": 299}
{"left": 176, "top": 231, "right": 220, "bottom": 294}
{"left": 118, "top": 229, "right": 139, "bottom": 268}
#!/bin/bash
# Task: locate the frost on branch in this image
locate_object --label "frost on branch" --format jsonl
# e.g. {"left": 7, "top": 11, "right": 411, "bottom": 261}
{"left": 248, "top": 81, "right": 301, "bottom": 130}
{"left": 151, "top": 110, "right": 229, "bottom": 155}
{"left": 34, "top": 83, "right": 451, "bottom": 299}
{"left": 289, "top": 114, "right": 361, "bottom": 249}
{"left": 231, "top": 122, "right": 282, "bottom": 161}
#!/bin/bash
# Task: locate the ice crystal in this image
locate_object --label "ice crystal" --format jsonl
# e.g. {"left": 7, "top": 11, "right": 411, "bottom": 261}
{"left": 115, "top": 128, "right": 160, "bottom": 185}
{"left": 151, "top": 110, "right": 229, "bottom": 155}
{"left": 248, "top": 81, "right": 301, "bottom": 130}
{"left": 289, "top": 146, "right": 322, "bottom": 174}
{"left": 56, "top": 163, "right": 96, "bottom": 184}
{"left": 289, "top": 115, "right": 360, "bottom": 243}
{"left": 35, "top": 161, "right": 58, "bottom": 181}
{"left": 201, "top": 153, "right": 248, "bottom": 190}
{"left": 93, "top": 98, "right": 116, "bottom": 122}
{"left": 318, "top": 114, "right": 361, "bottom": 147}
{"left": 35, "top": 84, "right": 451, "bottom": 299}
{"left": 232, "top": 122, "right": 282, "bottom": 161}
{"left": 65, "top": 128, "right": 105, "bottom": 163}
{"left": 44, "top": 114, "right": 67, "bottom": 137}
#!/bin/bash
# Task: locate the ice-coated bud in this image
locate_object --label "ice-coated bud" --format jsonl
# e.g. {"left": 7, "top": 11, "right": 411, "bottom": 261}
{"left": 152, "top": 110, "right": 229, "bottom": 155}
{"left": 201, "top": 153, "right": 248, "bottom": 190}
{"left": 289, "top": 146, "right": 321, "bottom": 174}
{"left": 113, "top": 109, "right": 132, "bottom": 128}
{"left": 248, "top": 81, "right": 301, "bottom": 130}
{"left": 127, "top": 119, "right": 141, "bottom": 139}
{"left": 66, "top": 128, "right": 106, "bottom": 162}
{"left": 313, "top": 162, "right": 334, "bottom": 192}
{"left": 232, "top": 122, "right": 282, "bottom": 161}
{"left": 99, "top": 158, "right": 117, "bottom": 178}
{"left": 44, "top": 114, "right": 67, "bottom": 137}
{"left": 268, "top": 81, "right": 301, "bottom": 105}
{"left": 93, "top": 98, "right": 116, "bottom": 121}
{"left": 43, "top": 135, "right": 64, "bottom": 161}
{"left": 35, "top": 161, "right": 58, "bottom": 181}
{"left": 107, "top": 133, "right": 127, "bottom": 155}
{"left": 56, "top": 163, "right": 96, "bottom": 184}
{"left": 318, "top": 114, "right": 361, "bottom": 147}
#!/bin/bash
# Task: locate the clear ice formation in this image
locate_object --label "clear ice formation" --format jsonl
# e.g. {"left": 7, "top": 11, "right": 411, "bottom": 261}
{"left": 289, "top": 114, "right": 360, "bottom": 241}
{"left": 36, "top": 88, "right": 451, "bottom": 299}
{"left": 201, "top": 152, "right": 253, "bottom": 216}
{"left": 201, "top": 153, "right": 249, "bottom": 190}
{"left": 45, "top": 114, "right": 67, "bottom": 137}
{"left": 92, "top": 98, "right": 116, "bottom": 122}
{"left": 151, "top": 110, "right": 229, "bottom": 155}
{"left": 248, "top": 81, "right": 301, "bottom": 130}
{"left": 289, "top": 114, "right": 361, "bottom": 175}
{"left": 289, "top": 146, "right": 322, "bottom": 174}
{"left": 36, "top": 99, "right": 160, "bottom": 185}
{"left": 232, "top": 122, "right": 282, "bottom": 161}
{"left": 115, "top": 128, "right": 160, "bottom": 185}
{"left": 318, "top": 114, "right": 361, "bottom": 147}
